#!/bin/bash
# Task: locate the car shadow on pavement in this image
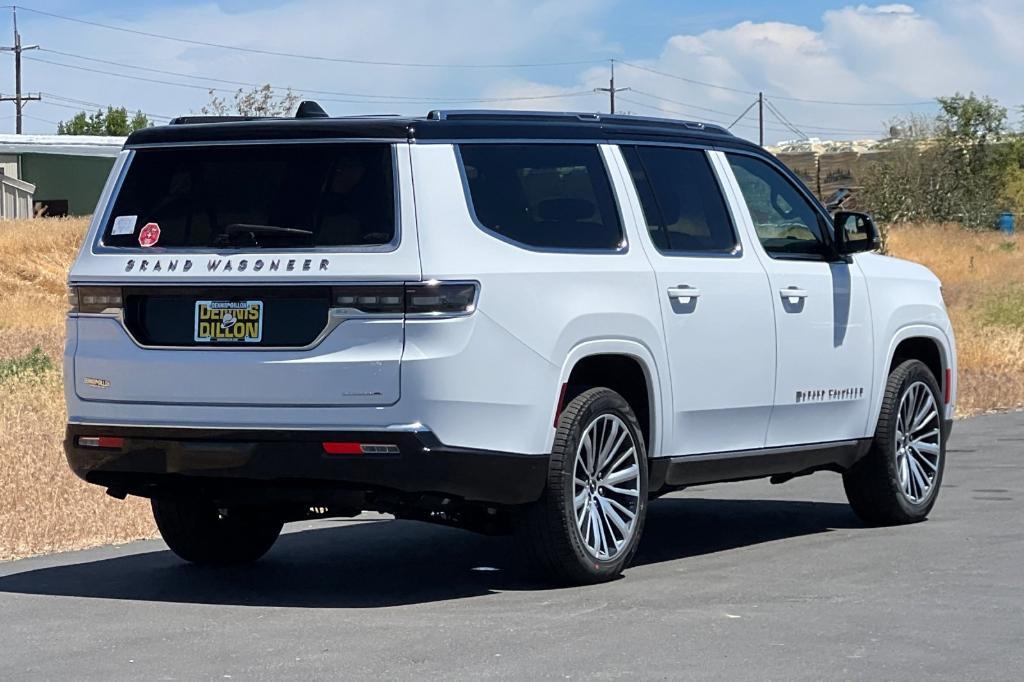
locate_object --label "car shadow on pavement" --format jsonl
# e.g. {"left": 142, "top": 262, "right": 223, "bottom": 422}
{"left": 0, "top": 497, "right": 861, "bottom": 608}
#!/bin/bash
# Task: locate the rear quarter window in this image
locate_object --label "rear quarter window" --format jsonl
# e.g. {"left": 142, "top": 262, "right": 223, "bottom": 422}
{"left": 101, "top": 143, "right": 396, "bottom": 250}
{"left": 459, "top": 144, "right": 625, "bottom": 251}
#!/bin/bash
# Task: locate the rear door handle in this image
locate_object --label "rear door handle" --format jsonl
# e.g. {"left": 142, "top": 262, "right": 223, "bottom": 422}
{"left": 780, "top": 287, "right": 809, "bottom": 301}
{"left": 667, "top": 286, "right": 701, "bottom": 301}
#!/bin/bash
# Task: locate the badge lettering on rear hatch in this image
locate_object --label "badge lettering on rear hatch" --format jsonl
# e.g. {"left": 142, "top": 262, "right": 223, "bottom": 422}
{"left": 194, "top": 300, "right": 263, "bottom": 343}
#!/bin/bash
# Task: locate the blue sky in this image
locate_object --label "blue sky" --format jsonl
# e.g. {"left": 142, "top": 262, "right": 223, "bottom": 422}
{"left": 2, "top": 1, "right": 1020, "bottom": 141}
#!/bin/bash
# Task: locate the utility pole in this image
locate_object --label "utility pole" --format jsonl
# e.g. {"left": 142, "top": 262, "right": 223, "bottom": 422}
{"left": 594, "top": 60, "right": 629, "bottom": 115}
{"left": 0, "top": 7, "right": 41, "bottom": 134}
{"left": 757, "top": 92, "right": 764, "bottom": 146}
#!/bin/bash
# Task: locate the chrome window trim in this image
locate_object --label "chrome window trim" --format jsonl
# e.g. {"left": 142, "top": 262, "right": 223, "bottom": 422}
{"left": 92, "top": 143, "right": 403, "bottom": 255}
{"left": 617, "top": 143, "right": 744, "bottom": 261}
{"left": 453, "top": 143, "right": 629, "bottom": 256}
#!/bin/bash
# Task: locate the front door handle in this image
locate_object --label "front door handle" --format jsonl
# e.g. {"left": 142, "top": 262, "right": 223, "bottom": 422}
{"left": 780, "top": 287, "right": 809, "bottom": 302}
{"left": 667, "top": 286, "right": 701, "bottom": 301}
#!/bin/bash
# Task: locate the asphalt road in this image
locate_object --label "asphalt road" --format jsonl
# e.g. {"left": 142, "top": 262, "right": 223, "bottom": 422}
{"left": 2, "top": 412, "right": 1022, "bottom": 680}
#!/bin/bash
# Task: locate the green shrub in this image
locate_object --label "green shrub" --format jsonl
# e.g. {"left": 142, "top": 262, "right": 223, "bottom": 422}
{"left": 0, "top": 347, "right": 56, "bottom": 382}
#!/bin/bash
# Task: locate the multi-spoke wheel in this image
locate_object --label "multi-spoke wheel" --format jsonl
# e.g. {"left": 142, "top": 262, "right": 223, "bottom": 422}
{"left": 894, "top": 381, "right": 942, "bottom": 503}
{"left": 514, "top": 387, "right": 648, "bottom": 584}
{"left": 844, "top": 359, "right": 947, "bottom": 525}
{"left": 573, "top": 414, "right": 642, "bottom": 561}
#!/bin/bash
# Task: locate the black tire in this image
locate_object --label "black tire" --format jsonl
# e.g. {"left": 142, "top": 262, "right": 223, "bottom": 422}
{"left": 843, "top": 359, "right": 946, "bottom": 525}
{"left": 152, "top": 498, "right": 283, "bottom": 565}
{"left": 514, "top": 387, "right": 649, "bottom": 584}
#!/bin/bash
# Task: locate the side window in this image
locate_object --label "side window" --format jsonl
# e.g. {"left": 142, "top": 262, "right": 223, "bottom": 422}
{"left": 459, "top": 144, "right": 624, "bottom": 251}
{"left": 622, "top": 146, "right": 737, "bottom": 254}
{"left": 726, "top": 153, "right": 828, "bottom": 258}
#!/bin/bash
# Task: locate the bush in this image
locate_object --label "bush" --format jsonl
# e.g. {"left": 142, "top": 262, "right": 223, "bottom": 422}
{"left": 0, "top": 347, "right": 56, "bottom": 383}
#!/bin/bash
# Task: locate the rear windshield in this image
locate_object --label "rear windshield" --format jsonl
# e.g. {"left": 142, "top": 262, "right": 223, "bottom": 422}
{"left": 102, "top": 143, "right": 396, "bottom": 249}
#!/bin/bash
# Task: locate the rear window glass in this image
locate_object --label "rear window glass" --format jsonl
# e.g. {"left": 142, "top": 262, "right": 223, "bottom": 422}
{"left": 459, "top": 144, "right": 624, "bottom": 251}
{"left": 102, "top": 144, "right": 395, "bottom": 249}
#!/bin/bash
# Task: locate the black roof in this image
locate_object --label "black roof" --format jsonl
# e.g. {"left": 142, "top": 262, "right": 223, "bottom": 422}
{"left": 125, "top": 107, "right": 756, "bottom": 149}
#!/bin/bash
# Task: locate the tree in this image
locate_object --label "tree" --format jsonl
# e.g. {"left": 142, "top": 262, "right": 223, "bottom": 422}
{"left": 200, "top": 84, "right": 300, "bottom": 117}
{"left": 860, "top": 92, "right": 1016, "bottom": 229}
{"left": 57, "top": 106, "right": 151, "bottom": 136}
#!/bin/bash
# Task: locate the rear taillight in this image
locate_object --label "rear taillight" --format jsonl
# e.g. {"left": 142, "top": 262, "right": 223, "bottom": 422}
{"left": 68, "top": 286, "right": 123, "bottom": 314}
{"left": 405, "top": 281, "right": 477, "bottom": 316}
{"left": 330, "top": 285, "right": 405, "bottom": 314}
{"left": 330, "top": 281, "right": 478, "bottom": 317}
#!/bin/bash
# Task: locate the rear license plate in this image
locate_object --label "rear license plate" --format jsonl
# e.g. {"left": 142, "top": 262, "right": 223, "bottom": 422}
{"left": 194, "top": 300, "right": 263, "bottom": 343}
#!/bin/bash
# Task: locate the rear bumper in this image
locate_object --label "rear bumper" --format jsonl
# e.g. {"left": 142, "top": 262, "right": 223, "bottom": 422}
{"left": 64, "top": 424, "right": 548, "bottom": 506}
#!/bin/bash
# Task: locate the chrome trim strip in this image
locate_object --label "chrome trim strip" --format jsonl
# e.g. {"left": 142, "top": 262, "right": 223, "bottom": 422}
{"left": 68, "top": 280, "right": 480, "bottom": 351}
{"left": 67, "top": 420, "right": 431, "bottom": 432}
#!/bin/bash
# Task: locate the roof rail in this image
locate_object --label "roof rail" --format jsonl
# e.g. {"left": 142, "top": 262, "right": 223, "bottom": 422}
{"left": 426, "top": 109, "right": 732, "bottom": 136}
{"left": 169, "top": 115, "right": 270, "bottom": 125}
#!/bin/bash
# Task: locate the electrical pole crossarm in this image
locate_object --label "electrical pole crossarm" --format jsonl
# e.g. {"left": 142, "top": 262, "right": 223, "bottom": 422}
{"left": 594, "top": 59, "right": 629, "bottom": 115}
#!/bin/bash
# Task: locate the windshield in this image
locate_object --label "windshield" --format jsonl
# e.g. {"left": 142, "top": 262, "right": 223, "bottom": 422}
{"left": 101, "top": 143, "right": 396, "bottom": 249}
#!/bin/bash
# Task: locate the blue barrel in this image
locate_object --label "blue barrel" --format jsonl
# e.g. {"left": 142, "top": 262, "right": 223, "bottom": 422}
{"left": 998, "top": 212, "right": 1015, "bottom": 234}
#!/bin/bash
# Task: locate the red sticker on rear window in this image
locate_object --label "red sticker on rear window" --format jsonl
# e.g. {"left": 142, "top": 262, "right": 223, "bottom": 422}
{"left": 138, "top": 222, "right": 161, "bottom": 248}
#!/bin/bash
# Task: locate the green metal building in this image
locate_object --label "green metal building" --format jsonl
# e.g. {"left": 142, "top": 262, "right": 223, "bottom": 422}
{"left": 0, "top": 134, "right": 124, "bottom": 218}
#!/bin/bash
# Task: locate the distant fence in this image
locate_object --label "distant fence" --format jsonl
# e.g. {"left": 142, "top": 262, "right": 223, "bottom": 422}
{"left": 773, "top": 148, "right": 890, "bottom": 201}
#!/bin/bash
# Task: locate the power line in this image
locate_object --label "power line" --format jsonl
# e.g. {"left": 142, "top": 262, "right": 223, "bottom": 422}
{"left": 764, "top": 97, "right": 885, "bottom": 136}
{"left": 764, "top": 98, "right": 807, "bottom": 140}
{"left": 21, "top": 54, "right": 599, "bottom": 107}
{"left": 628, "top": 89, "right": 747, "bottom": 118}
{"left": 617, "top": 59, "right": 935, "bottom": 107}
{"left": 36, "top": 97, "right": 173, "bottom": 122}
{"left": 40, "top": 92, "right": 173, "bottom": 120}
{"left": 14, "top": 5, "right": 602, "bottom": 69}
{"left": 617, "top": 60, "right": 757, "bottom": 96}
{"left": 728, "top": 99, "right": 759, "bottom": 130}
{"left": 34, "top": 48, "right": 596, "bottom": 104}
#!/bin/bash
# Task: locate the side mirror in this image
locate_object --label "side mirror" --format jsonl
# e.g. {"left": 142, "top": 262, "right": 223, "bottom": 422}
{"left": 834, "top": 211, "right": 880, "bottom": 255}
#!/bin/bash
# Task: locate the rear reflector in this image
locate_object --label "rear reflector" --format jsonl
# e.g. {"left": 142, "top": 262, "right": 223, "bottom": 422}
{"left": 78, "top": 436, "right": 125, "bottom": 449}
{"left": 945, "top": 368, "right": 952, "bottom": 404}
{"left": 554, "top": 382, "right": 569, "bottom": 427}
{"left": 322, "top": 442, "right": 400, "bottom": 455}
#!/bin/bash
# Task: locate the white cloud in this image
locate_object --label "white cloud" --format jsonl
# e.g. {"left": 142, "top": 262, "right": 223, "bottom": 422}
{"left": 10, "top": 1, "right": 1023, "bottom": 142}
{"left": 486, "top": 1, "right": 1023, "bottom": 142}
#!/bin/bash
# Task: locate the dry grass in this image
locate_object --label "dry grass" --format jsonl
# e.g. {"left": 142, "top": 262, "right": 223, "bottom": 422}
{"left": 0, "top": 218, "right": 155, "bottom": 561}
{"left": 886, "top": 223, "right": 1024, "bottom": 416}
{"left": 0, "top": 218, "right": 1021, "bottom": 560}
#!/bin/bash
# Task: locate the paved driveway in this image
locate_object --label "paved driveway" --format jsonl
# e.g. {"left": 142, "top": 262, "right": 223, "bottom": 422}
{"left": 2, "top": 412, "right": 1022, "bottom": 680}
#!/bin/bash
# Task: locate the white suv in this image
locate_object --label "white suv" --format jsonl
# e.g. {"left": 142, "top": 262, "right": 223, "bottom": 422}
{"left": 64, "top": 107, "right": 956, "bottom": 583}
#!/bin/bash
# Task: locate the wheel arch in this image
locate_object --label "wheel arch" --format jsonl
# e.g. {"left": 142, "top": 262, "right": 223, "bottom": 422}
{"left": 552, "top": 340, "right": 666, "bottom": 458}
{"left": 870, "top": 324, "right": 955, "bottom": 434}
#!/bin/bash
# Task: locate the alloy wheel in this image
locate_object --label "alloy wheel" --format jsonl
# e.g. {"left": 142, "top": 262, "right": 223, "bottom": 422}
{"left": 894, "top": 380, "right": 942, "bottom": 504}
{"left": 572, "top": 414, "right": 641, "bottom": 561}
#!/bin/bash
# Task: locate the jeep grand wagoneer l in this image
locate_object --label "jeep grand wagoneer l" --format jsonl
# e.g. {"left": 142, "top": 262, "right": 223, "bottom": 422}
{"left": 64, "top": 107, "right": 955, "bottom": 583}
